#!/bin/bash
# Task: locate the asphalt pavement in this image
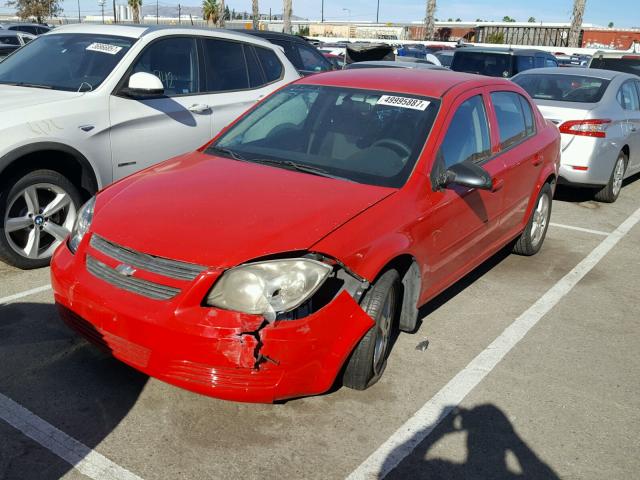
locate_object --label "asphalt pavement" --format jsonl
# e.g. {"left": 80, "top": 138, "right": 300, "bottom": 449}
{"left": 1, "top": 177, "right": 639, "bottom": 480}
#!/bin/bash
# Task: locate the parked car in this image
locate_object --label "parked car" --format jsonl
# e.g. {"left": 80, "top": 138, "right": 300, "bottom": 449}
{"left": 323, "top": 52, "right": 344, "bottom": 69}
{"left": 242, "top": 31, "right": 333, "bottom": 76}
{"left": 434, "top": 50, "right": 454, "bottom": 68}
{"left": 513, "top": 67, "right": 640, "bottom": 202}
{"left": 0, "top": 24, "right": 299, "bottom": 269}
{"left": 589, "top": 51, "right": 640, "bottom": 77}
{"left": 0, "top": 30, "right": 34, "bottom": 59}
{"left": 344, "top": 60, "right": 447, "bottom": 71}
{"left": 51, "top": 69, "right": 560, "bottom": 403}
{"left": 0, "top": 22, "right": 51, "bottom": 35}
{"left": 452, "top": 47, "right": 558, "bottom": 77}
{"left": 556, "top": 54, "right": 589, "bottom": 67}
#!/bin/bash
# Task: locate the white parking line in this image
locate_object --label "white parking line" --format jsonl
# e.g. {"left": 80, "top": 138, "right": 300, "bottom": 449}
{"left": 0, "top": 392, "right": 143, "bottom": 480}
{"left": 550, "top": 222, "right": 610, "bottom": 236}
{"left": 348, "top": 205, "right": 640, "bottom": 480}
{"left": 0, "top": 285, "right": 52, "bottom": 305}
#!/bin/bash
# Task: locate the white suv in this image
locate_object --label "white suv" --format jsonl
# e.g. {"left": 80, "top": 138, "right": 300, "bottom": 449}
{"left": 0, "top": 24, "right": 299, "bottom": 268}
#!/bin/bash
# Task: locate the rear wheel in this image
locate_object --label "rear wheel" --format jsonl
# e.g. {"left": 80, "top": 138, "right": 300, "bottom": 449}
{"left": 343, "top": 269, "right": 400, "bottom": 390}
{"left": 594, "top": 151, "right": 627, "bottom": 203}
{"left": 0, "top": 170, "right": 81, "bottom": 269}
{"left": 513, "top": 183, "right": 552, "bottom": 256}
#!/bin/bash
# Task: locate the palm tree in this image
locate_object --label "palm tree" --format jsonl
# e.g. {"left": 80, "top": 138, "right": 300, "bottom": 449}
{"left": 252, "top": 0, "right": 259, "bottom": 30}
{"left": 203, "top": 0, "right": 219, "bottom": 26}
{"left": 219, "top": 0, "right": 225, "bottom": 27}
{"left": 423, "top": 0, "right": 436, "bottom": 41}
{"left": 128, "top": 0, "right": 142, "bottom": 23}
{"left": 282, "top": 0, "right": 292, "bottom": 34}
{"left": 568, "top": 0, "right": 586, "bottom": 48}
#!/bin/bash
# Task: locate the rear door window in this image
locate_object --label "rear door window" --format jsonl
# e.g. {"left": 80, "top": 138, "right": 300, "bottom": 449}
{"left": 0, "top": 35, "right": 20, "bottom": 46}
{"left": 201, "top": 38, "right": 250, "bottom": 92}
{"left": 516, "top": 55, "right": 535, "bottom": 73}
{"left": 438, "top": 95, "right": 491, "bottom": 168}
{"left": 255, "top": 46, "right": 284, "bottom": 83}
{"left": 617, "top": 81, "right": 640, "bottom": 110}
{"left": 490, "top": 91, "right": 528, "bottom": 149}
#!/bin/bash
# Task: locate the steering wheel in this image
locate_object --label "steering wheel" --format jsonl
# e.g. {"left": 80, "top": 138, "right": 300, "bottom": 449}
{"left": 371, "top": 139, "right": 411, "bottom": 158}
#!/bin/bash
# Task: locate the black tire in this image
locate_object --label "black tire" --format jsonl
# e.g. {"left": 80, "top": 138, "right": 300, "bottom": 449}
{"left": 0, "top": 169, "right": 82, "bottom": 269}
{"left": 343, "top": 269, "right": 400, "bottom": 390}
{"left": 594, "top": 152, "right": 627, "bottom": 203}
{"left": 513, "top": 183, "right": 552, "bottom": 256}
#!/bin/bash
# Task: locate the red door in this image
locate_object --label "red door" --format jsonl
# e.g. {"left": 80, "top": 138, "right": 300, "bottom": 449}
{"left": 416, "top": 88, "right": 507, "bottom": 301}
{"left": 487, "top": 90, "right": 542, "bottom": 237}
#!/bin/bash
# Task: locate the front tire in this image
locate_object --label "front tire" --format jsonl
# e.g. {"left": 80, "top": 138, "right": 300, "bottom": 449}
{"left": 513, "top": 183, "right": 552, "bottom": 256}
{"left": 343, "top": 269, "right": 400, "bottom": 390}
{"left": 594, "top": 151, "right": 627, "bottom": 203}
{"left": 0, "top": 170, "right": 82, "bottom": 269}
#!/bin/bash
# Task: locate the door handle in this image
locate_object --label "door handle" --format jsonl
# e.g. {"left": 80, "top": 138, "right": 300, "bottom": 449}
{"left": 491, "top": 178, "right": 505, "bottom": 193}
{"left": 532, "top": 153, "right": 543, "bottom": 166}
{"left": 188, "top": 104, "right": 211, "bottom": 114}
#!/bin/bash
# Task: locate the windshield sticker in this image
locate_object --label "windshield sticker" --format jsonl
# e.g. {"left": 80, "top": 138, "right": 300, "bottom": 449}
{"left": 376, "top": 95, "right": 430, "bottom": 111}
{"left": 86, "top": 43, "right": 123, "bottom": 55}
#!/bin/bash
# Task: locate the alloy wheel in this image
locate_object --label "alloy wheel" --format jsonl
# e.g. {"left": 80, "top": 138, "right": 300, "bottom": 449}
{"left": 612, "top": 157, "right": 625, "bottom": 197}
{"left": 3, "top": 183, "right": 77, "bottom": 260}
{"left": 530, "top": 192, "right": 550, "bottom": 249}
{"left": 373, "top": 289, "right": 395, "bottom": 375}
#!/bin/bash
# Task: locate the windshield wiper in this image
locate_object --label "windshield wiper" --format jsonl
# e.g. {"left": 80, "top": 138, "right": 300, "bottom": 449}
{"left": 248, "top": 158, "right": 350, "bottom": 182}
{"left": 1, "top": 81, "right": 53, "bottom": 89}
{"left": 208, "top": 146, "right": 248, "bottom": 162}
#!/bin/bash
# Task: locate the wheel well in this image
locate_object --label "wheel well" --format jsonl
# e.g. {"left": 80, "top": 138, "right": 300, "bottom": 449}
{"left": 378, "top": 254, "right": 421, "bottom": 333}
{"left": 622, "top": 145, "right": 630, "bottom": 160}
{"left": 0, "top": 149, "right": 98, "bottom": 200}
{"left": 544, "top": 173, "right": 556, "bottom": 188}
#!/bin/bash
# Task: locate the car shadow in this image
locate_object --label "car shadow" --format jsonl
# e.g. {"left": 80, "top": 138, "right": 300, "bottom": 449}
{"left": 137, "top": 97, "right": 199, "bottom": 127}
{"left": 384, "top": 403, "right": 560, "bottom": 480}
{"left": 554, "top": 170, "right": 640, "bottom": 203}
{"left": 414, "top": 243, "right": 513, "bottom": 331}
{"left": 0, "top": 302, "right": 147, "bottom": 480}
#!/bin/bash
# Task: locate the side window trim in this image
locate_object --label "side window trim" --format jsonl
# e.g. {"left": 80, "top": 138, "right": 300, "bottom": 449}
{"left": 490, "top": 90, "right": 534, "bottom": 153}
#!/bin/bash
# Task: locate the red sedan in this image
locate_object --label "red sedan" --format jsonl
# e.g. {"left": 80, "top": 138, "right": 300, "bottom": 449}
{"left": 51, "top": 69, "right": 560, "bottom": 403}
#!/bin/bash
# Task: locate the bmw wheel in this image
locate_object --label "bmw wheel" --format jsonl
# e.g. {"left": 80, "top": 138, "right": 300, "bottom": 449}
{"left": 0, "top": 170, "right": 82, "bottom": 269}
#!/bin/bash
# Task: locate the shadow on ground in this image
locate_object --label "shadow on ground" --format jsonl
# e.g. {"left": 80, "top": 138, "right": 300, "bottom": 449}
{"left": 0, "top": 302, "right": 147, "bottom": 480}
{"left": 385, "top": 404, "right": 559, "bottom": 480}
{"left": 554, "top": 171, "right": 640, "bottom": 204}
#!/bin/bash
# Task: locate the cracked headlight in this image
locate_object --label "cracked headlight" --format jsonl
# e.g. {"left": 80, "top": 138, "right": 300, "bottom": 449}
{"left": 205, "top": 259, "right": 332, "bottom": 321}
{"left": 68, "top": 196, "right": 95, "bottom": 254}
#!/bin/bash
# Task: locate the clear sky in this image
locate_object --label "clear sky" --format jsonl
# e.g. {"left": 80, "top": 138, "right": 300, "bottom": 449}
{"left": 3, "top": 0, "right": 638, "bottom": 29}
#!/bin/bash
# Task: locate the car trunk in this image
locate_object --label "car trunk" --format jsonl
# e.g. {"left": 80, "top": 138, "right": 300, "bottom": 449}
{"left": 534, "top": 100, "right": 596, "bottom": 150}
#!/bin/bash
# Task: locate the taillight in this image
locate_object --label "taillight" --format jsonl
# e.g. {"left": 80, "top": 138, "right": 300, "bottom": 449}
{"left": 559, "top": 119, "right": 611, "bottom": 138}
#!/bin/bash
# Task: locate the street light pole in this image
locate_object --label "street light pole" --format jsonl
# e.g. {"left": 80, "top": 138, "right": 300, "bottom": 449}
{"left": 156, "top": 0, "right": 159, "bottom": 24}
{"left": 321, "top": 0, "right": 324, "bottom": 23}
{"left": 98, "top": 0, "right": 106, "bottom": 24}
{"left": 376, "top": 0, "right": 379, "bottom": 23}
{"left": 77, "top": 0, "right": 81, "bottom": 22}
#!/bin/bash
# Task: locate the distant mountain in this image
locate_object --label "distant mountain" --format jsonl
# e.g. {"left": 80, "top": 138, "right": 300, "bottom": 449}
{"left": 140, "top": 5, "right": 306, "bottom": 20}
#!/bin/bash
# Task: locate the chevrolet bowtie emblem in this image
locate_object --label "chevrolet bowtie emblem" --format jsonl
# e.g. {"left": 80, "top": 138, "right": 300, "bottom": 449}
{"left": 115, "top": 264, "right": 137, "bottom": 277}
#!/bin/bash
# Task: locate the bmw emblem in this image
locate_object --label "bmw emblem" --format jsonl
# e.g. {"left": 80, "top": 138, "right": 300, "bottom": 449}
{"left": 34, "top": 215, "right": 45, "bottom": 226}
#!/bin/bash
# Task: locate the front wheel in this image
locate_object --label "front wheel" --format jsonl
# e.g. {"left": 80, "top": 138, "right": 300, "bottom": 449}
{"left": 0, "top": 170, "right": 82, "bottom": 269}
{"left": 594, "top": 152, "right": 627, "bottom": 203}
{"left": 513, "top": 183, "right": 552, "bottom": 256}
{"left": 343, "top": 269, "right": 400, "bottom": 390}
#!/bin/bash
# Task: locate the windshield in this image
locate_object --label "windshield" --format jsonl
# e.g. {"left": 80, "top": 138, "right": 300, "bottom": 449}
{"left": 514, "top": 74, "right": 610, "bottom": 103}
{"left": 0, "top": 33, "right": 135, "bottom": 91}
{"left": 452, "top": 52, "right": 512, "bottom": 77}
{"left": 590, "top": 57, "right": 640, "bottom": 76}
{"left": 208, "top": 84, "right": 440, "bottom": 188}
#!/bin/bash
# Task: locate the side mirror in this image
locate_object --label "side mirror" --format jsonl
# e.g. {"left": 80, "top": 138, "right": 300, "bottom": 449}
{"left": 124, "top": 72, "right": 164, "bottom": 97}
{"left": 441, "top": 162, "right": 493, "bottom": 190}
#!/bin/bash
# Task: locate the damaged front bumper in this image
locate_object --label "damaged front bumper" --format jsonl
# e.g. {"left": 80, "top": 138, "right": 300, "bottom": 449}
{"left": 50, "top": 244, "right": 374, "bottom": 403}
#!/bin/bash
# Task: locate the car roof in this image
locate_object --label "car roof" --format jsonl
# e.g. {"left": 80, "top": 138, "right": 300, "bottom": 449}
{"left": 297, "top": 68, "right": 506, "bottom": 98}
{"left": 47, "top": 23, "right": 272, "bottom": 45}
{"left": 0, "top": 30, "right": 22, "bottom": 37}
{"left": 514, "top": 66, "right": 631, "bottom": 80}
{"left": 456, "top": 46, "right": 550, "bottom": 55}
{"left": 591, "top": 50, "right": 640, "bottom": 59}
{"left": 242, "top": 30, "right": 308, "bottom": 44}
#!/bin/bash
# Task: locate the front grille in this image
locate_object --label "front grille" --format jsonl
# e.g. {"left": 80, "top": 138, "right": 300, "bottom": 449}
{"left": 90, "top": 234, "right": 205, "bottom": 281}
{"left": 86, "top": 255, "right": 181, "bottom": 300}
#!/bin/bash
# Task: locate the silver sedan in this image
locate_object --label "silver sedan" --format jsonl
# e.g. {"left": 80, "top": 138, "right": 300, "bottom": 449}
{"left": 513, "top": 67, "right": 640, "bottom": 202}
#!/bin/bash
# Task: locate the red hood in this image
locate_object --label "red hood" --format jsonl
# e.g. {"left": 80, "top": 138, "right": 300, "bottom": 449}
{"left": 92, "top": 152, "right": 395, "bottom": 268}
